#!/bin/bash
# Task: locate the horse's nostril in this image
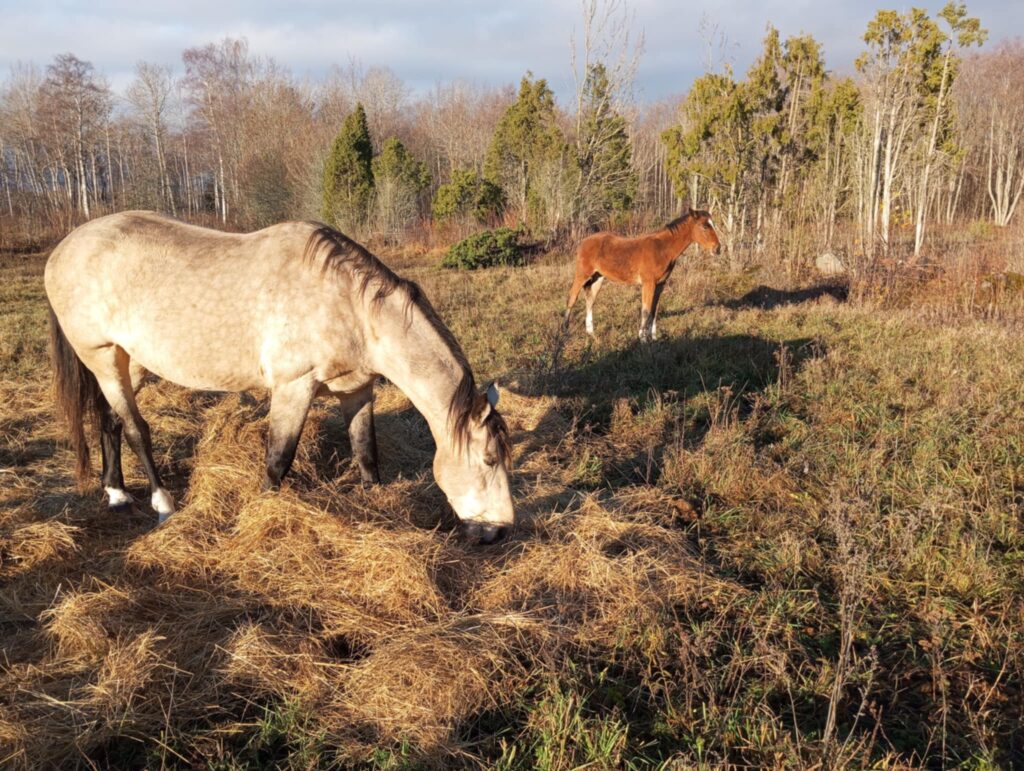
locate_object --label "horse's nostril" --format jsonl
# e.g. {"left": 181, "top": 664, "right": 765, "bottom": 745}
{"left": 483, "top": 525, "right": 508, "bottom": 544}
{"left": 461, "top": 522, "right": 508, "bottom": 545}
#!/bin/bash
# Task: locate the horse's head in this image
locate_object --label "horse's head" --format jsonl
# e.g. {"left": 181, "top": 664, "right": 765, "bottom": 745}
{"left": 691, "top": 209, "right": 722, "bottom": 256}
{"left": 434, "top": 382, "right": 514, "bottom": 545}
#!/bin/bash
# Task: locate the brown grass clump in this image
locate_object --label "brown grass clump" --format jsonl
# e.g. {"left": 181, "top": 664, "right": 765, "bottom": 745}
{"left": 344, "top": 614, "right": 540, "bottom": 749}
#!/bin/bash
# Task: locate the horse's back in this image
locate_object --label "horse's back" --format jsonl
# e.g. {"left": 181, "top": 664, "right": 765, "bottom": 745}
{"left": 45, "top": 212, "right": 337, "bottom": 391}
{"left": 577, "top": 230, "right": 647, "bottom": 283}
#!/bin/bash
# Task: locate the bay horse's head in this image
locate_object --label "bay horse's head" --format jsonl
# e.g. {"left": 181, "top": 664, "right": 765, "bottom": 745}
{"left": 436, "top": 381, "right": 514, "bottom": 545}
{"left": 690, "top": 209, "right": 722, "bottom": 255}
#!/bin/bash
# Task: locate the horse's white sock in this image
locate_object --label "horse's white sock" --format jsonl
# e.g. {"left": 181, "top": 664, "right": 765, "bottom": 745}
{"left": 151, "top": 487, "right": 175, "bottom": 523}
{"left": 105, "top": 487, "right": 132, "bottom": 508}
{"left": 586, "top": 309, "right": 594, "bottom": 334}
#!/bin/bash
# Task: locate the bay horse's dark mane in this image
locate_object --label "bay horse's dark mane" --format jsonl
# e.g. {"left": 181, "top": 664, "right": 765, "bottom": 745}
{"left": 302, "top": 223, "right": 510, "bottom": 463}
{"left": 665, "top": 211, "right": 703, "bottom": 234}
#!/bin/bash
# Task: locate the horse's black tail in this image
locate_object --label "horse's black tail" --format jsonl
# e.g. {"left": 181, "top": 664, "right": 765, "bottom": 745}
{"left": 48, "top": 302, "right": 106, "bottom": 490}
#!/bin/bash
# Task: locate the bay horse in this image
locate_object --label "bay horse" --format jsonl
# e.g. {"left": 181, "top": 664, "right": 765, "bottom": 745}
{"left": 565, "top": 209, "right": 721, "bottom": 341}
{"left": 45, "top": 211, "right": 514, "bottom": 544}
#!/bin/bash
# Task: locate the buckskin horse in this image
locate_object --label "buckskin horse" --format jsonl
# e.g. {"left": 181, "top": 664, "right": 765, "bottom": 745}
{"left": 565, "top": 209, "right": 722, "bottom": 341}
{"left": 45, "top": 211, "right": 514, "bottom": 544}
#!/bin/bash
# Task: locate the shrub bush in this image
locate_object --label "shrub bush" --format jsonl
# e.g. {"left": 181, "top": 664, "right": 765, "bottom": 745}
{"left": 441, "top": 227, "right": 526, "bottom": 270}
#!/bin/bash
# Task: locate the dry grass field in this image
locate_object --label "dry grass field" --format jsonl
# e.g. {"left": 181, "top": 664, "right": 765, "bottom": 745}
{"left": 2, "top": 237, "right": 1024, "bottom": 768}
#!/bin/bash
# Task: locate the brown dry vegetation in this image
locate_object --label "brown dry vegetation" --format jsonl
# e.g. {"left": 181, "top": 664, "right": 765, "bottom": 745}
{"left": 2, "top": 230, "right": 1024, "bottom": 768}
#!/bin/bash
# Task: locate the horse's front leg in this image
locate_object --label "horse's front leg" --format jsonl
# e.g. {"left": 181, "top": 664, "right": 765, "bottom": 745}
{"left": 650, "top": 281, "right": 667, "bottom": 340}
{"left": 338, "top": 384, "right": 380, "bottom": 485}
{"left": 639, "top": 280, "right": 656, "bottom": 342}
{"left": 263, "top": 376, "right": 317, "bottom": 491}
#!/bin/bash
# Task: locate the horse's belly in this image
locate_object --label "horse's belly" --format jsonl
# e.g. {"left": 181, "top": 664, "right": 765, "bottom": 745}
{"left": 118, "top": 321, "right": 264, "bottom": 392}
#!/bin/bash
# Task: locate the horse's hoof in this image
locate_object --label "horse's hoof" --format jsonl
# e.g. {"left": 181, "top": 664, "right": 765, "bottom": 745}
{"left": 105, "top": 487, "right": 134, "bottom": 513}
{"left": 151, "top": 488, "right": 175, "bottom": 523}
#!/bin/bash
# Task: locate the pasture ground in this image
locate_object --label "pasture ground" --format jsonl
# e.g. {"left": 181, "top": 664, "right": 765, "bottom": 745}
{"left": 1, "top": 243, "right": 1023, "bottom": 768}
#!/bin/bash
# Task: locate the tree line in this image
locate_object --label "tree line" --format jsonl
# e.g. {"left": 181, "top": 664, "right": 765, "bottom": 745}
{"left": 1, "top": 2, "right": 1021, "bottom": 264}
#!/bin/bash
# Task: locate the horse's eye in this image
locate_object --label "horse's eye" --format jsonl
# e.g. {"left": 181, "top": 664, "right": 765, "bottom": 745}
{"left": 484, "top": 452, "right": 498, "bottom": 467}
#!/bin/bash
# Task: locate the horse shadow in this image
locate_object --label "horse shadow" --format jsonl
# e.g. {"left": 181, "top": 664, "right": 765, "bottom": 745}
{"left": 718, "top": 282, "right": 848, "bottom": 310}
{"left": 524, "top": 332, "right": 818, "bottom": 411}
{"left": 516, "top": 332, "right": 823, "bottom": 489}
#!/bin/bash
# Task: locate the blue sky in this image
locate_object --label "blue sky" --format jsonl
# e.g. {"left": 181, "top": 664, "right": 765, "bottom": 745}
{"left": 1, "top": 0, "right": 1020, "bottom": 101}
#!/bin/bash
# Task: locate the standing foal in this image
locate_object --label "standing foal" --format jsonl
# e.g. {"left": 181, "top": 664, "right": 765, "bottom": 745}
{"left": 565, "top": 209, "right": 722, "bottom": 341}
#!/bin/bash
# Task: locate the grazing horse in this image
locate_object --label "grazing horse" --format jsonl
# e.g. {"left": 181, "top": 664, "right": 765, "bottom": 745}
{"left": 45, "top": 211, "right": 514, "bottom": 544}
{"left": 565, "top": 209, "right": 722, "bottom": 341}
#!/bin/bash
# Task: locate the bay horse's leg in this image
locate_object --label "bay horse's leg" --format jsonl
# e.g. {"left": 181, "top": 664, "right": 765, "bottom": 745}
{"left": 584, "top": 276, "right": 605, "bottom": 335}
{"left": 338, "top": 385, "right": 380, "bottom": 485}
{"left": 565, "top": 274, "right": 588, "bottom": 326}
{"left": 650, "top": 281, "right": 666, "bottom": 340}
{"left": 639, "top": 280, "right": 656, "bottom": 342}
{"left": 89, "top": 346, "right": 175, "bottom": 521}
{"left": 263, "top": 377, "right": 316, "bottom": 492}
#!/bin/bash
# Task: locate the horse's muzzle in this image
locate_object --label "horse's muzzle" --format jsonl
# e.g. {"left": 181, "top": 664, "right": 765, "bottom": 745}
{"left": 461, "top": 521, "right": 510, "bottom": 545}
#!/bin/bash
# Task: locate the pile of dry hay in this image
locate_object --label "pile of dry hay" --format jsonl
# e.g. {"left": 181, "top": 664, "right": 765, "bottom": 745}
{"left": 0, "top": 381, "right": 740, "bottom": 767}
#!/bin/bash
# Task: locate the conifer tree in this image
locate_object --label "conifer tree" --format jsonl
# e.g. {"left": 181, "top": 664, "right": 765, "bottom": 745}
{"left": 372, "top": 136, "right": 430, "bottom": 240}
{"left": 485, "top": 74, "right": 569, "bottom": 229}
{"left": 322, "top": 102, "right": 374, "bottom": 232}
{"left": 575, "top": 62, "right": 636, "bottom": 230}
{"left": 432, "top": 168, "right": 505, "bottom": 224}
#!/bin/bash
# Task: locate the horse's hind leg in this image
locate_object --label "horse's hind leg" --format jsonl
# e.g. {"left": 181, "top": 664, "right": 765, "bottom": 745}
{"left": 565, "top": 275, "right": 587, "bottom": 325}
{"left": 565, "top": 257, "right": 597, "bottom": 326}
{"left": 100, "top": 362, "right": 149, "bottom": 511}
{"left": 584, "top": 276, "right": 605, "bottom": 335}
{"left": 263, "top": 376, "right": 316, "bottom": 491}
{"left": 338, "top": 384, "right": 380, "bottom": 485}
{"left": 89, "top": 346, "right": 175, "bottom": 521}
{"left": 99, "top": 404, "right": 129, "bottom": 511}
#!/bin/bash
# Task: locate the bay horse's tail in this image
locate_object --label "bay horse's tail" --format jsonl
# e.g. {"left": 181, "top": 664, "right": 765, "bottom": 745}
{"left": 48, "top": 302, "right": 106, "bottom": 490}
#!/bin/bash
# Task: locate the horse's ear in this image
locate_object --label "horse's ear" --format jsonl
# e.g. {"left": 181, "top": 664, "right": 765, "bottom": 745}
{"left": 486, "top": 381, "right": 500, "bottom": 409}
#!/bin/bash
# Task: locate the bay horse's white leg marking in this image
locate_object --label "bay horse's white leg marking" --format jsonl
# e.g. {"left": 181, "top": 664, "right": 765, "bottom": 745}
{"left": 584, "top": 275, "right": 604, "bottom": 336}
{"left": 639, "top": 280, "right": 656, "bottom": 342}
{"left": 338, "top": 385, "right": 380, "bottom": 484}
{"left": 650, "top": 281, "right": 667, "bottom": 341}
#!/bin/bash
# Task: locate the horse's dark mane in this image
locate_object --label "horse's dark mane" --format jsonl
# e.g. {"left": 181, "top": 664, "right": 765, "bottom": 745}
{"left": 302, "top": 223, "right": 510, "bottom": 463}
{"left": 666, "top": 210, "right": 705, "bottom": 234}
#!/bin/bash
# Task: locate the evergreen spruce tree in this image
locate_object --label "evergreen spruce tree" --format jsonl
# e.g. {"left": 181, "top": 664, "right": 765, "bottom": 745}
{"left": 431, "top": 168, "right": 505, "bottom": 224}
{"left": 322, "top": 102, "right": 374, "bottom": 232}
{"left": 485, "top": 74, "right": 569, "bottom": 229}
{"left": 575, "top": 62, "right": 636, "bottom": 229}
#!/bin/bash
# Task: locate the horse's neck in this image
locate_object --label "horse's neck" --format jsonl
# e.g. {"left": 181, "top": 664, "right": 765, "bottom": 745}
{"left": 366, "top": 289, "right": 465, "bottom": 446}
{"left": 657, "top": 221, "right": 695, "bottom": 263}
